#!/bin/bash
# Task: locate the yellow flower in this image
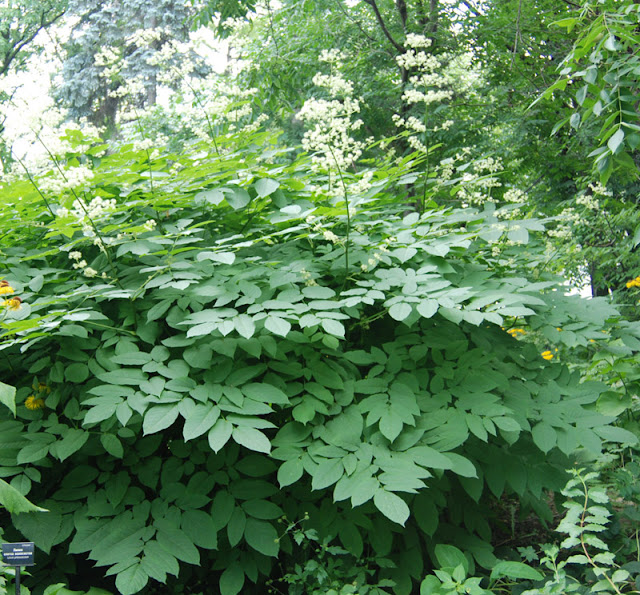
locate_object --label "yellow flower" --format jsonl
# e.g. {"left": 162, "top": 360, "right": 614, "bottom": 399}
{"left": 37, "top": 382, "right": 51, "bottom": 394}
{"left": 541, "top": 350, "right": 554, "bottom": 361}
{"left": 25, "top": 395, "right": 45, "bottom": 410}
{"left": 506, "top": 328, "right": 526, "bottom": 336}
{"left": 2, "top": 297, "right": 22, "bottom": 310}
{"left": 0, "top": 281, "right": 14, "bottom": 295}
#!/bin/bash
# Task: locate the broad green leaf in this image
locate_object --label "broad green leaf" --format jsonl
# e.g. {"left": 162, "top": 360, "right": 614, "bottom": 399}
{"left": 211, "top": 490, "right": 236, "bottom": 531}
{"left": 197, "top": 251, "right": 236, "bottom": 264}
{"left": 17, "top": 442, "right": 50, "bottom": 465}
{"left": 243, "top": 518, "right": 279, "bottom": 556}
{"left": 100, "top": 434, "right": 124, "bottom": 458}
{"left": 234, "top": 314, "right": 255, "bottom": 339}
{"left": 373, "top": 489, "right": 409, "bottom": 526}
{"left": 420, "top": 576, "right": 442, "bottom": 595}
{"left": 115, "top": 560, "right": 148, "bottom": 595}
{"left": 242, "top": 499, "right": 283, "bottom": 520}
{"left": 389, "top": 302, "right": 412, "bottom": 321}
{"left": 444, "top": 453, "right": 477, "bottom": 478}
{"left": 111, "top": 353, "right": 153, "bottom": 366}
{"left": 242, "top": 383, "right": 288, "bottom": 404}
{"left": 13, "top": 511, "right": 62, "bottom": 553}
{"left": 435, "top": 544, "right": 468, "bottom": 572}
{"left": 0, "top": 381, "right": 16, "bottom": 416}
{"left": 143, "top": 405, "right": 180, "bottom": 435}
{"left": 277, "top": 458, "right": 304, "bottom": 487}
{"left": 232, "top": 426, "right": 271, "bottom": 454}
{"left": 141, "top": 541, "right": 179, "bottom": 581}
{"left": 255, "top": 178, "right": 280, "bottom": 197}
{"left": 311, "top": 458, "right": 344, "bottom": 490}
{"left": 97, "top": 369, "right": 147, "bottom": 386}
{"left": 417, "top": 299, "right": 438, "bottom": 318}
{"left": 219, "top": 562, "right": 244, "bottom": 595}
{"left": 56, "top": 429, "right": 90, "bottom": 461}
{"left": 264, "top": 315, "right": 291, "bottom": 337}
{"left": 156, "top": 526, "right": 200, "bottom": 565}
{"left": 183, "top": 404, "right": 221, "bottom": 441}
{"left": 182, "top": 509, "right": 218, "bottom": 549}
{"left": 379, "top": 409, "right": 403, "bottom": 442}
{"left": 595, "top": 425, "right": 638, "bottom": 445}
{"left": 491, "top": 560, "right": 543, "bottom": 581}
{"left": 607, "top": 128, "right": 624, "bottom": 154}
{"left": 65, "top": 362, "right": 90, "bottom": 383}
{"left": 595, "top": 392, "right": 631, "bottom": 417}
{"left": 227, "top": 187, "right": 251, "bottom": 210}
{"left": 208, "top": 418, "right": 233, "bottom": 453}
{"left": 84, "top": 403, "right": 118, "bottom": 426}
{"left": 321, "top": 318, "right": 345, "bottom": 337}
{"left": 532, "top": 422, "right": 557, "bottom": 453}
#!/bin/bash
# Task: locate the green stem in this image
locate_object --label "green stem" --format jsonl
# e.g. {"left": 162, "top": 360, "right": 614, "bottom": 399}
{"left": 327, "top": 147, "right": 351, "bottom": 277}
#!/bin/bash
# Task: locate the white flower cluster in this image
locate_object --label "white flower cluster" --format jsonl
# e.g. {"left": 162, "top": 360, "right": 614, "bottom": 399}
{"left": 393, "top": 36, "right": 457, "bottom": 152}
{"left": 323, "top": 230, "right": 339, "bottom": 243}
{"left": 133, "top": 138, "right": 155, "bottom": 152}
{"left": 299, "top": 52, "right": 364, "bottom": 173}
{"left": 300, "top": 268, "right": 317, "bottom": 287}
{"left": 588, "top": 182, "right": 612, "bottom": 197}
{"left": 503, "top": 188, "right": 527, "bottom": 203}
{"left": 127, "top": 28, "right": 164, "bottom": 48}
{"left": 348, "top": 171, "right": 374, "bottom": 197}
{"left": 404, "top": 34, "right": 432, "bottom": 49}
{"left": 312, "top": 73, "right": 354, "bottom": 96}
{"left": 143, "top": 219, "right": 157, "bottom": 231}
{"left": 39, "top": 166, "right": 95, "bottom": 195}
{"left": 547, "top": 225, "right": 572, "bottom": 239}
{"left": 240, "top": 113, "right": 269, "bottom": 135}
{"left": 68, "top": 251, "right": 98, "bottom": 278}
{"left": 70, "top": 197, "right": 117, "bottom": 220}
{"left": 58, "top": 196, "right": 116, "bottom": 238}
{"left": 360, "top": 243, "right": 389, "bottom": 272}
{"left": 576, "top": 193, "right": 599, "bottom": 210}
{"left": 473, "top": 157, "right": 502, "bottom": 173}
{"left": 397, "top": 49, "right": 441, "bottom": 71}
{"left": 94, "top": 47, "right": 121, "bottom": 68}
{"left": 434, "top": 119, "right": 454, "bottom": 131}
{"left": 318, "top": 49, "right": 346, "bottom": 65}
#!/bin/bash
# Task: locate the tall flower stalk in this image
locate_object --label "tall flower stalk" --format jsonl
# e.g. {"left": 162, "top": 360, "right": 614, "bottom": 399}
{"left": 297, "top": 49, "right": 365, "bottom": 276}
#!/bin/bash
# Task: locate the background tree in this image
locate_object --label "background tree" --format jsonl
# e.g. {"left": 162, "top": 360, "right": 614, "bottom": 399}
{"left": 53, "top": 0, "right": 207, "bottom": 136}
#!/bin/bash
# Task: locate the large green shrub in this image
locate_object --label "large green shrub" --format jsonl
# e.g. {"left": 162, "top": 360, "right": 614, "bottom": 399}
{"left": 0, "top": 129, "right": 637, "bottom": 595}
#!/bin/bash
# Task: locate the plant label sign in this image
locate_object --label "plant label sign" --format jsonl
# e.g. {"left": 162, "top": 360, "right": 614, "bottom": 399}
{"left": 1, "top": 543, "right": 35, "bottom": 566}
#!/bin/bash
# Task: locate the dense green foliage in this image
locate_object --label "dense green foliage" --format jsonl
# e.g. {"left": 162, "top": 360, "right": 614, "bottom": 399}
{"left": 0, "top": 121, "right": 637, "bottom": 594}
{"left": 2, "top": 0, "right": 640, "bottom": 594}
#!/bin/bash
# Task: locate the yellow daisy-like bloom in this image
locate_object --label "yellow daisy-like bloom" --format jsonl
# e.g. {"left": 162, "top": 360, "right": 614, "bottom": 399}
{"left": 25, "top": 395, "right": 46, "bottom": 410}
{"left": 0, "top": 281, "right": 14, "bottom": 295}
{"left": 541, "top": 350, "right": 554, "bottom": 361}
{"left": 626, "top": 276, "right": 640, "bottom": 288}
{"left": 2, "top": 297, "right": 21, "bottom": 310}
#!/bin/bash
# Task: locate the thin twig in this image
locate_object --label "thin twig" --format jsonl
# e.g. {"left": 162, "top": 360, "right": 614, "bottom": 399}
{"left": 510, "top": 0, "right": 523, "bottom": 69}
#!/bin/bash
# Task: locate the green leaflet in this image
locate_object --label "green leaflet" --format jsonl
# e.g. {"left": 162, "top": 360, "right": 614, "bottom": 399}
{"left": 115, "top": 560, "right": 148, "bottom": 595}
{"left": 0, "top": 478, "right": 47, "bottom": 513}
{"left": 0, "top": 381, "right": 16, "bottom": 416}
{"left": 373, "top": 489, "right": 410, "bottom": 526}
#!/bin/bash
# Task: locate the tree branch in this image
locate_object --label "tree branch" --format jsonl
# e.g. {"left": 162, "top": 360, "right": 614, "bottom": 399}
{"left": 361, "top": 0, "right": 404, "bottom": 53}
{"left": 0, "top": 8, "right": 66, "bottom": 77}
